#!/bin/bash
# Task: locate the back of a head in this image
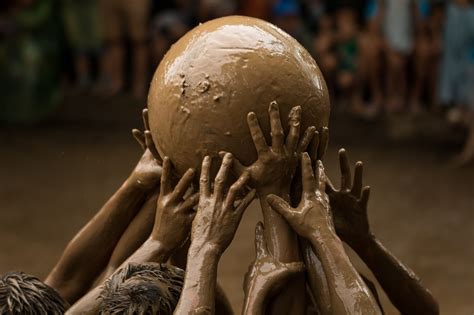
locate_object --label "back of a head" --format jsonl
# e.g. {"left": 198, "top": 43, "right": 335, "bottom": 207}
{"left": 0, "top": 271, "right": 68, "bottom": 315}
{"left": 99, "top": 262, "right": 184, "bottom": 315}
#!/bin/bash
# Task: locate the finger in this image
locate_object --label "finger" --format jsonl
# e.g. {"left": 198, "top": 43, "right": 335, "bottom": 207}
{"left": 224, "top": 172, "right": 250, "bottom": 209}
{"left": 218, "top": 151, "right": 246, "bottom": 177}
{"left": 181, "top": 192, "right": 200, "bottom": 212}
{"left": 359, "top": 186, "right": 371, "bottom": 209}
{"left": 316, "top": 160, "right": 326, "bottom": 192}
{"left": 308, "top": 130, "right": 320, "bottom": 163}
{"left": 268, "top": 101, "right": 285, "bottom": 150}
{"left": 132, "top": 129, "right": 146, "bottom": 151}
{"left": 352, "top": 161, "right": 364, "bottom": 197}
{"left": 234, "top": 189, "right": 256, "bottom": 218}
{"left": 318, "top": 127, "right": 329, "bottom": 160}
{"left": 214, "top": 152, "right": 233, "bottom": 200}
{"left": 200, "top": 156, "right": 212, "bottom": 197}
{"left": 339, "top": 148, "right": 351, "bottom": 191}
{"left": 285, "top": 106, "right": 302, "bottom": 153}
{"left": 266, "top": 194, "right": 293, "bottom": 221}
{"left": 160, "top": 157, "right": 172, "bottom": 196}
{"left": 171, "top": 168, "right": 195, "bottom": 202}
{"left": 301, "top": 153, "right": 317, "bottom": 194}
{"left": 297, "top": 126, "right": 316, "bottom": 154}
{"left": 144, "top": 130, "right": 162, "bottom": 164}
{"left": 247, "top": 112, "right": 268, "bottom": 155}
{"left": 254, "top": 221, "right": 268, "bottom": 259}
{"left": 142, "top": 108, "right": 150, "bottom": 130}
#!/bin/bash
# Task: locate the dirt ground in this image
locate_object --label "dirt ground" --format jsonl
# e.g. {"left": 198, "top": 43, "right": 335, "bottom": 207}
{"left": 0, "top": 92, "right": 473, "bottom": 314}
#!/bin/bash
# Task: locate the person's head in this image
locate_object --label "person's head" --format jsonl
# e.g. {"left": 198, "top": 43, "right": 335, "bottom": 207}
{"left": 98, "top": 262, "right": 184, "bottom": 315}
{"left": 336, "top": 8, "right": 358, "bottom": 40}
{"left": 0, "top": 271, "right": 68, "bottom": 314}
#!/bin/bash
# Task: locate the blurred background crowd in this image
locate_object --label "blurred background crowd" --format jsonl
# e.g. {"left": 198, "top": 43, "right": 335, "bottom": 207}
{"left": 1, "top": 0, "right": 474, "bottom": 164}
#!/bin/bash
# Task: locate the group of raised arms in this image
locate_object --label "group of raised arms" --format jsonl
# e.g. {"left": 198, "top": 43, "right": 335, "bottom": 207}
{"left": 0, "top": 102, "right": 439, "bottom": 315}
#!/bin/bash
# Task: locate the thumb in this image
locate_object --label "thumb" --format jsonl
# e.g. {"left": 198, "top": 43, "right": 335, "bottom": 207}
{"left": 266, "top": 194, "right": 293, "bottom": 222}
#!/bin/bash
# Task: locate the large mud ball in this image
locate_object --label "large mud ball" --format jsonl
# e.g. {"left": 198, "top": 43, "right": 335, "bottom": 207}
{"left": 148, "top": 16, "right": 330, "bottom": 175}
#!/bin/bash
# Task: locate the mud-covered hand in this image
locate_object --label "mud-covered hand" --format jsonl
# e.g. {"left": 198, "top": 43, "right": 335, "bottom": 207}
{"left": 243, "top": 222, "right": 305, "bottom": 315}
{"left": 326, "top": 148, "right": 371, "bottom": 248}
{"left": 191, "top": 153, "right": 256, "bottom": 255}
{"left": 129, "top": 108, "right": 163, "bottom": 190}
{"left": 221, "top": 101, "right": 316, "bottom": 193}
{"left": 267, "top": 153, "right": 333, "bottom": 240}
{"left": 150, "top": 157, "right": 198, "bottom": 254}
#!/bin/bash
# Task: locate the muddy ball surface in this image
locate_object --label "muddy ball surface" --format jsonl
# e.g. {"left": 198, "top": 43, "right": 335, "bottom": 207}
{"left": 148, "top": 16, "right": 330, "bottom": 175}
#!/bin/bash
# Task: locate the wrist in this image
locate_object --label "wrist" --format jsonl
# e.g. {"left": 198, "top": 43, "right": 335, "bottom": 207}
{"left": 124, "top": 175, "right": 150, "bottom": 192}
{"left": 309, "top": 226, "right": 339, "bottom": 245}
{"left": 189, "top": 241, "right": 221, "bottom": 259}
{"left": 125, "top": 173, "right": 159, "bottom": 192}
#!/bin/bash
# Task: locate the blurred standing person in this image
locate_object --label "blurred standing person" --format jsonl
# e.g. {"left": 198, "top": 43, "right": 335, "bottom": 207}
{"left": 272, "top": 0, "right": 313, "bottom": 55}
{"left": 440, "top": 0, "right": 474, "bottom": 165}
{"left": 383, "top": 0, "right": 416, "bottom": 113}
{"left": 334, "top": 8, "right": 359, "bottom": 110}
{"left": 354, "top": 0, "right": 385, "bottom": 118}
{"left": 62, "top": 0, "right": 101, "bottom": 89}
{"left": 409, "top": 0, "right": 442, "bottom": 113}
{"left": 149, "top": 11, "right": 189, "bottom": 65}
{"left": 99, "top": 0, "right": 150, "bottom": 99}
{"left": 313, "top": 15, "right": 337, "bottom": 98}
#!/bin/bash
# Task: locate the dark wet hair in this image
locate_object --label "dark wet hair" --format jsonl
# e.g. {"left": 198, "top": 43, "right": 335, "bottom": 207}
{"left": 0, "top": 271, "right": 68, "bottom": 315}
{"left": 98, "top": 262, "right": 184, "bottom": 315}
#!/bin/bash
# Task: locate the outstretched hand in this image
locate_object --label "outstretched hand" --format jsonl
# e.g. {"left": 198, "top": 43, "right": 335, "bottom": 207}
{"left": 191, "top": 153, "right": 256, "bottom": 255}
{"left": 243, "top": 222, "right": 305, "bottom": 314}
{"left": 221, "top": 101, "right": 316, "bottom": 193}
{"left": 129, "top": 109, "right": 163, "bottom": 190}
{"left": 266, "top": 153, "right": 333, "bottom": 240}
{"left": 151, "top": 157, "right": 199, "bottom": 254}
{"left": 326, "top": 148, "right": 371, "bottom": 248}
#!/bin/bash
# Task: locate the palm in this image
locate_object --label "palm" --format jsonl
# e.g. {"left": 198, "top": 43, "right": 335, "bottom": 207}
{"left": 225, "top": 102, "right": 317, "bottom": 193}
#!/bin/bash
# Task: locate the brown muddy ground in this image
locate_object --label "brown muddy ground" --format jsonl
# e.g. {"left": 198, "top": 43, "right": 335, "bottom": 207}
{"left": 0, "top": 92, "right": 473, "bottom": 314}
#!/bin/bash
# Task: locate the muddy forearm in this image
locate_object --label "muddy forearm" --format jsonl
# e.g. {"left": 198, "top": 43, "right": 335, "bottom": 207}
{"left": 175, "top": 244, "right": 220, "bottom": 315}
{"left": 309, "top": 230, "right": 381, "bottom": 315}
{"left": 258, "top": 188, "right": 306, "bottom": 315}
{"left": 242, "top": 286, "right": 266, "bottom": 315}
{"left": 100, "top": 192, "right": 158, "bottom": 281}
{"left": 301, "top": 239, "right": 332, "bottom": 315}
{"left": 258, "top": 188, "right": 300, "bottom": 262}
{"left": 46, "top": 178, "right": 147, "bottom": 303}
{"left": 354, "top": 236, "right": 439, "bottom": 315}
